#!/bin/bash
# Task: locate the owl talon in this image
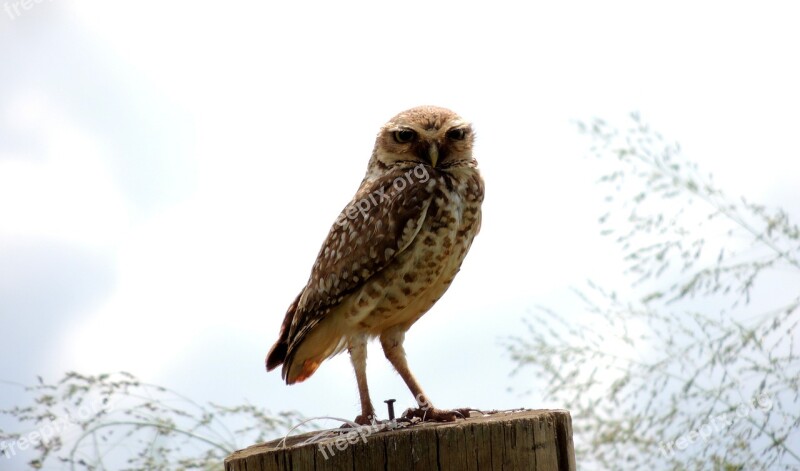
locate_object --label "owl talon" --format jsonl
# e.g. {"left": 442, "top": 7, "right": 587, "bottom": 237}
{"left": 353, "top": 414, "right": 375, "bottom": 426}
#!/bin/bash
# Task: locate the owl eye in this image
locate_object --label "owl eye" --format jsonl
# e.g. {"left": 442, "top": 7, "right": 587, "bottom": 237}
{"left": 393, "top": 129, "right": 417, "bottom": 144}
{"left": 447, "top": 128, "right": 466, "bottom": 140}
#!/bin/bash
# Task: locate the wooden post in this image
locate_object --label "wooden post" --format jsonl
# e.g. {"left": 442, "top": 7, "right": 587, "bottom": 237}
{"left": 224, "top": 409, "right": 575, "bottom": 471}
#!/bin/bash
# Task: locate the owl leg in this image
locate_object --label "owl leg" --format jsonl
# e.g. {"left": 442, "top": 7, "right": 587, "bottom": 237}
{"left": 348, "top": 336, "right": 375, "bottom": 425}
{"left": 380, "top": 328, "right": 469, "bottom": 422}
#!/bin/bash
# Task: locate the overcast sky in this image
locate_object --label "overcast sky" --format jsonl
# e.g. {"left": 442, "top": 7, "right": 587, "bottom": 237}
{"left": 1, "top": 0, "right": 799, "bottom": 462}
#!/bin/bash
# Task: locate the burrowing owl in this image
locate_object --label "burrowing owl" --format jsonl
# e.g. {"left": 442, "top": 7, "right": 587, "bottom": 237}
{"left": 266, "top": 106, "right": 484, "bottom": 424}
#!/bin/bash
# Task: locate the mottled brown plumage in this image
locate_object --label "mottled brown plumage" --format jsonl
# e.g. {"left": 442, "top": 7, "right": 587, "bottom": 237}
{"left": 266, "top": 106, "right": 484, "bottom": 424}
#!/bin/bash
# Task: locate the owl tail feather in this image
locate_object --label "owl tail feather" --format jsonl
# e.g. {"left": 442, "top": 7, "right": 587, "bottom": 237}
{"left": 265, "top": 341, "right": 287, "bottom": 371}
{"left": 266, "top": 293, "right": 302, "bottom": 374}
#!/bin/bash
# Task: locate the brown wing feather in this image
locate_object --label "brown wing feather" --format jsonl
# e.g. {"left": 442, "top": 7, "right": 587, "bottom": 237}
{"left": 266, "top": 167, "right": 434, "bottom": 380}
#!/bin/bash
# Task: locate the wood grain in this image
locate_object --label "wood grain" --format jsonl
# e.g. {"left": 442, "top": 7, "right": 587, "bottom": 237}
{"left": 224, "top": 409, "right": 575, "bottom": 471}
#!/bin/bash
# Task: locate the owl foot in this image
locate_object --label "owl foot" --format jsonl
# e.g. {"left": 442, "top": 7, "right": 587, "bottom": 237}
{"left": 402, "top": 407, "right": 473, "bottom": 422}
{"left": 353, "top": 414, "right": 375, "bottom": 426}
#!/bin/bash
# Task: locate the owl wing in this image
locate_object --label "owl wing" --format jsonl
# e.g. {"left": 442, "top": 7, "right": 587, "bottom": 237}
{"left": 266, "top": 168, "right": 434, "bottom": 380}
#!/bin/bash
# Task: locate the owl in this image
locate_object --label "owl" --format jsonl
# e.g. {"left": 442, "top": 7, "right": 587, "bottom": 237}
{"left": 266, "top": 106, "right": 484, "bottom": 424}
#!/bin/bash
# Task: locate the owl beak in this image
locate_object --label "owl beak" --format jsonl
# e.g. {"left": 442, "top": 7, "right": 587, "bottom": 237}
{"left": 427, "top": 143, "right": 439, "bottom": 167}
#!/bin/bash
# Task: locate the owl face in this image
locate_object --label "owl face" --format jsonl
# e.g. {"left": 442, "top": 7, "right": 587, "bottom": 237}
{"left": 373, "top": 106, "right": 474, "bottom": 170}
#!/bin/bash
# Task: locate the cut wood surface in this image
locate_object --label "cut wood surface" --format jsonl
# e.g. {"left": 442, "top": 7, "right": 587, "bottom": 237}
{"left": 224, "top": 409, "right": 575, "bottom": 471}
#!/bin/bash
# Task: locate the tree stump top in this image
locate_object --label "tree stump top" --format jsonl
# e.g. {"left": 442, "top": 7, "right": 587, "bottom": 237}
{"left": 225, "top": 408, "right": 575, "bottom": 471}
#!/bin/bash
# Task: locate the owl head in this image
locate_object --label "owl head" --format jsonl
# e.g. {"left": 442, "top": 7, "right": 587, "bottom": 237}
{"left": 370, "top": 106, "right": 475, "bottom": 173}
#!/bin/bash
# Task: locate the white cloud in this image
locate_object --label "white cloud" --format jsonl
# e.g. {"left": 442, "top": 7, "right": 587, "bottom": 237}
{"left": 0, "top": 91, "right": 129, "bottom": 250}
